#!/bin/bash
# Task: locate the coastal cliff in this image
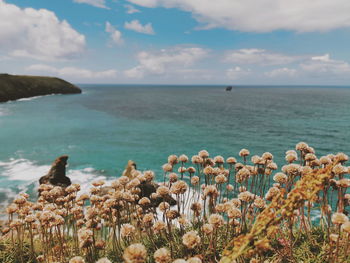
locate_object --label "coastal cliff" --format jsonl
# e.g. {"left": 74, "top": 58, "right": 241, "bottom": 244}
{"left": 0, "top": 74, "right": 81, "bottom": 102}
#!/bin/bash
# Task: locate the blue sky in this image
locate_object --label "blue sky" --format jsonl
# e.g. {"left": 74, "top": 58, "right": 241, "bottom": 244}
{"left": 1, "top": 0, "right": 350, "bottom": 84}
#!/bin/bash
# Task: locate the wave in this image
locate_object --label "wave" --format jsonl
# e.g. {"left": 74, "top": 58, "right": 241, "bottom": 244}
{"left": 0, "top": 158, "right": 114, "bottom": 217}
{"left": 16, "top": 94, "right": 55, "bottom": 102}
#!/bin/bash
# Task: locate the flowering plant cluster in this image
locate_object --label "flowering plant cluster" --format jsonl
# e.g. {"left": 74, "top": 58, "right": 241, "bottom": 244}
{"left": 1, "top": 142, "right": 350, "bottom": 263}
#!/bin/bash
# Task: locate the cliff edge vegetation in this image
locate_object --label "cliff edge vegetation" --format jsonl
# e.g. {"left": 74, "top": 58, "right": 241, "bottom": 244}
{"left": 0, "top": 74, "right": 81, "bottom": 102}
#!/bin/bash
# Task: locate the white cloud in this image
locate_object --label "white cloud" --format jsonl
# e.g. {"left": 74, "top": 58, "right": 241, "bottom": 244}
{"left": 124, "top": 20, "right": 155, "bottom": 35}
{"left": 73, "top": 0, "right": 109, "bottom": 9}
{"left": 26, "top": 64, "right": 118, "bottom": 79}
{"left": 226, "top": 66, "right": 250, "bottom": 79}
{"left": 124, "top": 46, "right": 208, "bottom": 78}
{"left": 105, "top": 22, "right": 123, "bottom": 45}
{"left": 224, "top": 49, "right": 300, "bottom": 65}
{"left": 127, "top": 0, "right": 350, "bottom": 32}
{"left": 265, "top": 67, "right": 297, "bottom": 78}
{"left": 124, "top": 4, "right": 141, "bottom": 14}
{"left": 0, "top": 0, "right": 85, "bottom": 61}
{"left": 300, "top": 54, "right": 350, "bottom": 75}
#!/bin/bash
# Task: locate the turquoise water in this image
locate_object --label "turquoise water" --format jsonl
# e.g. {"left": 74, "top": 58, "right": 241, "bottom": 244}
{"left": 1, "top": 85, "right": 350, "bottom": 211}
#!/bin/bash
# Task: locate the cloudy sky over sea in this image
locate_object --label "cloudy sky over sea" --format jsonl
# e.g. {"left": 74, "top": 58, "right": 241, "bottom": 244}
{"left": 1, "top": 0, "right": 350, "bottom": 84}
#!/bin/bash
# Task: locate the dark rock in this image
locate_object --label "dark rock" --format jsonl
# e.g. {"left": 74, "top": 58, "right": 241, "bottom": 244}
{"left": 0, "top": 73, "right": 81, "bottom": 103}
{"left": 39, "top": 155, "right": 72, "bottom": 187}
{"left": 139, "top": 181, "right": 177, "bottom": 206}
{"left": 123, "top": 160, "right": 176, "bottom": 207}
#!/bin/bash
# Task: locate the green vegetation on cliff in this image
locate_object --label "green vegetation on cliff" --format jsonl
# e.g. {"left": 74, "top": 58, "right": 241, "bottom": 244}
{"left": 0, "top": 74, "right": 81, "bottom": 102}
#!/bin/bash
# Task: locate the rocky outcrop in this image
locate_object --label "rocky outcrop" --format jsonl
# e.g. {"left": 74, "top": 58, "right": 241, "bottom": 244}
{"left": 0, "top": 74, "right": 81, "bottom": 102}
{"left": 39, "top": 155, "right": 72, "bottom": 188}
{"left": 123, "top": 160, "right": 176, "bottom": 206}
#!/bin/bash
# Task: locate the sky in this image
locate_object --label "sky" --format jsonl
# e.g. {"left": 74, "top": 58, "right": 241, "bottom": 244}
{"left": 1, "top": 0, "right": 350, "bottom": 85}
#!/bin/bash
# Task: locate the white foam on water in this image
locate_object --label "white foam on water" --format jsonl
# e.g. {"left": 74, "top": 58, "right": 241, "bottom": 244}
{"left": 16, "top": 94, "right": 54, "bottom": 102}
{"left": 0, "top": 158, "right": 114, "bottom": 202}
{"left": 0, "top": 158, "right": 51, "bottom": 181}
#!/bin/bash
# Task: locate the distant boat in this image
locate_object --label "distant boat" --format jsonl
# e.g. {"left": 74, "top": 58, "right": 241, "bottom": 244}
{"left": 226, "top": 86, "right": 233, "bottom": 91}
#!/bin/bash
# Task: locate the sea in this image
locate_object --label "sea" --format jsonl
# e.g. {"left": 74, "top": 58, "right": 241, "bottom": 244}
{"left": 1, "top": 85, "right": 350, "bottom": 216}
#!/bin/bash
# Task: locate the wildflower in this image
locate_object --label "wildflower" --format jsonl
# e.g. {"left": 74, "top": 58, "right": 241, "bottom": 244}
{"left": 13, "top": 196, "right": 26, "bottom": 205}
{"left": 202, "top": 223, "right": 214, "bottom": 234}
{"left": 226, "top": 157, "right": 237, "bottom": 164}
{"left": 273, "top": 172, "right": 287, "bottom": 184}
{"left": 226, "top": 184, "right": 234, "bottom": 192}
{"left": 182, "top": 230, "right": 201, "bottom": 249}
{"left": 154, "top": 247, "right": 171, "bottom": 263}
{"left": 262, "top": 152, "right": 273, "bottom": 161}
{"left": 158, "top": 202, "right": 170, "bottom": 212}
{"left": 153, "top": 221, "right": 166, "bottom": 232}
{"left": 119, "top": 176, "right": 130, "bottom": 185}
{"left": 341, "top": 222, "right": 350, "bottom": 233}
{"left": 187, "top": 167, "right": 196, "bottom": 174}
{"left": 304, "top": 153, "right": 316, "bottom": 161}
{"left": 336, "top": 152, "right": 349, "bottom": 163}
{"left": 214, "top": 155, "right": 225, "bottom": 164}
{"left": 187, "top": 257, "right": 202, "bottom": 263}
{"left": 179, "top": 154, "right": 189, "bottom": 163}
{"left": 191, "top": 176, "right": 200, "bottom": 185}
{"left": 191, "top": 155, "right": 203, "bottom": 164}
{"left": 238, "top": 191, "right": 253, "bottom": 202}
{"left": 282, "top": 164, "right": 301, "bottom": 176}
{"left": 138, "top": 197, "right": 151, "bottom": 206}
{"left": 320, "top": 156, "right": 331, "bottom": 165}
{"left": 239, "top": 149, "right": 250, "bottom": 157}
{"left": 227, "top": 208, "right": 242, "bottom": 219}
{"left": 253, "top": 197, "right": 266, "bottom": 209}
{"left": 267, "top": 162, "right": 278, "bottom": 170}
{"left": 96, "top": 258, "right": 112, "bottom": 263}
{"left": 143, "top": 213, "right": 154, "bottom": 225}
{"left": 144, "top": 170, "right": 155, "bottom": 181}
{"left": 170, "top": 181, "right": 188, "bottom": 195}
{"left": 168, "top": 155, "right": 178, "bottom": 165}
{"left": 178, "top": 167, "right": 187, "bottom": 173}
{"left": 231, "top": 198, "right": 241, "bottom": 207}
{"left": 301, "top": 166, "right": 313, "bottom": 175}
{"left": 166, "top": 210, "right": 180, "bottom": 220}
{"left": 6, "top": 204, "right": 18, "bottom": 214}
{"left": 198, "top": 150, "right": 209, "bottom": 158}
{"left": 169, "top": 173, "right": 178, "bottom": 182}
{"left": 251, "top": 155, "right": 262, "bottom": 165}
{"left": 121, "top": 224, "right": 136, "bottom": 238}
{"left": 331, "top": 212, "right": 349, "bottom": 225}
{"left": 215, "top": 203, "right": 226, "bottom": 213}
{"left": 215, "top": 174, "right": 227, "bottom": 184}
{"left": 236, "top": 167, "right": 250, "bottom": 183}
{"left": 203, "top": 185, "right": 218, "bottom": 197}
{"left": 285, "top": 154, "right": 297, "bottom": 163}
{"left": 330, "top": 234, "right": 338, "bottom": 242}
{"left": 203, "top": 166, "right": 214, "bottom": 175}
{"left": 296, "top": 142, "right": 309, "bottom": 151}
{"left": 123, "top": 243, "right": 147, "bottom": 263}
{"left": 337, "top": 178, "right": 350, "bottom": 188}
{"left": 332, "top": 164, "right": 348, "bottom": 175}
{"left": 69, "top": 256, "right": 85, "bottom": 263}
{"left": 265, "top": 187, "right": 280, "bottom": 201}
{"left": 208, "top": 213, "right": 224, "bottom": 228}
{"left": 178, "top": 215, "right": 188, "bottom": 226}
